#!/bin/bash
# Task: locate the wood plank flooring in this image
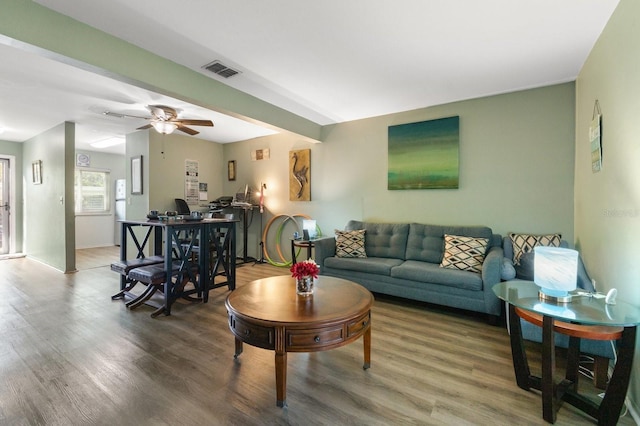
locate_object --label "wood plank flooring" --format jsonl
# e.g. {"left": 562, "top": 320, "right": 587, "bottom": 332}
{"left": 0, "top": 250, "right": 634, "bottom": 425}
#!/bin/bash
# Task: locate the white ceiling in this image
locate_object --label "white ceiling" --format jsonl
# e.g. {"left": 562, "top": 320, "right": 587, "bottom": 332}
{"left": 0, "top": 0, "right": 620, "bottom": 155}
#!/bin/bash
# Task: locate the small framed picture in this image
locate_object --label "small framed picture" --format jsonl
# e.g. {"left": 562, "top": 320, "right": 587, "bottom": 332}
{"left": 32, "top": 160, "right": 42, "bottom": 184}
{"left": 131, "top": 155, "right": 143, "bottom": 194}
{"left": 228, "top": 160, "right": 236, "bottom": 181}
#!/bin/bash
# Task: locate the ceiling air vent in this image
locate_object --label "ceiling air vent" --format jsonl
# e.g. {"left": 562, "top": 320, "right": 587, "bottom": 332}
{"left": 202, "top": 60, "right": 241, "bottom": 78}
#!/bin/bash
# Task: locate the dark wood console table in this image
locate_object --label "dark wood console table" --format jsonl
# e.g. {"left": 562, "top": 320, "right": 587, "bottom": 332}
{"left": 225, "top": 275, "right": 373, "bottom": 407}
{"left": 116, "top": 217, "right": 237, "bottom": 315}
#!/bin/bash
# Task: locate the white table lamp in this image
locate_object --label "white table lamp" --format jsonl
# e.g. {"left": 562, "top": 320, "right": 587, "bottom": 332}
{"left": 534, "top": 246, "right": 578, "bottom": 303}
{"left": 302, "top": 219, "right": 317, "bottom": 240}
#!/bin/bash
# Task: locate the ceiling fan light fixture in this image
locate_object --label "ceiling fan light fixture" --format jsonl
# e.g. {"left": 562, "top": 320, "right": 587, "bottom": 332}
{"left": 152, "top": 121, "right": 178, "bottom": 134}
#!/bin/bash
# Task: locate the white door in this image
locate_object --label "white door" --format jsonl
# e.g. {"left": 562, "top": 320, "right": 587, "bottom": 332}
{"left": 0, "top": 158, "right": 10, "bottom": 254}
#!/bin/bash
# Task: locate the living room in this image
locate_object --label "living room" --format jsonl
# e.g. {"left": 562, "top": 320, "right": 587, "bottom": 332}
{"left": 0, "top": 1, "right": 639, "bottom": 424}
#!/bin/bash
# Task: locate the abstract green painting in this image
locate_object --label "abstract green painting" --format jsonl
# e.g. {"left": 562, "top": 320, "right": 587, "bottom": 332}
{"left": 388, "top": 116, "right": 459, "bottom": 190}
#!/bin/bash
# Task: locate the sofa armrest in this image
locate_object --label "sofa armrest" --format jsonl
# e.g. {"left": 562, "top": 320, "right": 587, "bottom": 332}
{"left": 482, "top": 245, "right": 503, "bottom": 285}
{"left": 314, "top": 237, "right": 336, "bottom": 272}
{"left": 481, "top": 245, "right": 504, "bottom": 317}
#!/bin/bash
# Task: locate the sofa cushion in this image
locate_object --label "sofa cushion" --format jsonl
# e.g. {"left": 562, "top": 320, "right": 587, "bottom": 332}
{"left": 406, "top": 223, "right": 494, "bottom": 264}
{"left": 324, "top": 256, "right": 402, "bottom": 275}
{"left": 335, "top": 229, "right": 367, "bottom": 258}
{"left": 509, "top": 233, "right": 561, "bottom": 265}
{"left": 391, "top": 260, "right": 483, "bottom": 291}
{"left": 345, "top": 220, "right": 409, "bottom": 259}
{"left": 440, "top": 234, "right": 489, "bottom": 273}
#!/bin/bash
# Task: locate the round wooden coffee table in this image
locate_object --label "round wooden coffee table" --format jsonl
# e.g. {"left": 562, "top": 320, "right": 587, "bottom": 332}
{"left": 225, "top": 275, "right": 374, "bottom": 407}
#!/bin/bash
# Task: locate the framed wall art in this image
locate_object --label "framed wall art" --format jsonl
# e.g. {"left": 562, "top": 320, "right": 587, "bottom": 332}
{"left": 590, "top": 100, "right": 603, "bottom": 173}
{"left": 228, "top": 160, "right": 236, "bottom": 181}
{"left": 289, "top": 149, "right": 311, "bottom": 201}
{"left": 388, "top": 116, "right": 460, "bottom": 190}
{"left": 131, "top": 155, "right": 143, "bottom": 195}
{"left": 32, "top": 160, "right": 42, "bottom": 185}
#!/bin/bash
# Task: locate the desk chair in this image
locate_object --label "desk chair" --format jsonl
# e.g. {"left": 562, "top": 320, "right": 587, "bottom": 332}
{"left": 175, "top": 198, "right": 190, "bottom": 215}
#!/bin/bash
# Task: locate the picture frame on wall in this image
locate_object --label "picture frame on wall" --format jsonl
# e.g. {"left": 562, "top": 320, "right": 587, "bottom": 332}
{"left": 131, "top": 155, "right": 143, "bottom": 194}
{"left": 32, "top": 160, "right": 42, "bottom": 184}
{"left": 228, "top": 160, "right": 236, "bottom": 181}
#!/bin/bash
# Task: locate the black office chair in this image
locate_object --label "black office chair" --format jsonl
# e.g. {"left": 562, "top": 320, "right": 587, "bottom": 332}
{"left": 175, "top": 198, "right": 190, "bottom": 215}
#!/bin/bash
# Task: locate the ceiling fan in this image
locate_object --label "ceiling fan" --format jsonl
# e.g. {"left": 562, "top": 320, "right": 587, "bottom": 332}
{"left": 103, "top": 104, "right": 214, "bottom": 135}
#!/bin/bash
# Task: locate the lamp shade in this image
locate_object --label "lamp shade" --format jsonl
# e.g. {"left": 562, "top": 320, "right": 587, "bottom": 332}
{"left": 534, "top": 246, "right": 578, "bottom": 298}
{"left": 302, "top": 219, "right": 317, "bottom": 239}
{"left": 152, "top": 121, "right": 177, "bottom": 134}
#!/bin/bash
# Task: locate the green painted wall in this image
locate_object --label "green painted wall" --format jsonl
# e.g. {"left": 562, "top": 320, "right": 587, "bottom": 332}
{"left": 575, "top": 0, "right": 640, "bottom": 412}
{"left": 148, "top": 131, "right": 224, "bottom": 214}
{"left": 225, "top": 83, "right": 577, "bottom": 262}
{"left": 22, "top": 122, "right": 75, "bottom": 272}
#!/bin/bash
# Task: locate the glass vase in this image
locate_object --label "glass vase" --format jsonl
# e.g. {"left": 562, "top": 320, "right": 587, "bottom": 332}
{"left": 296, "top": 276, "right": 314, "bottom": 296}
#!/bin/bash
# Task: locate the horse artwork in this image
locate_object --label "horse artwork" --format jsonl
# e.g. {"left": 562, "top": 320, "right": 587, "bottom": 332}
{"left": 289, "top": 149, "right": 311, "bottom": 201}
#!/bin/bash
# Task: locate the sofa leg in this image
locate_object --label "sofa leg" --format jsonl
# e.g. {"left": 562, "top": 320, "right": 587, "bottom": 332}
{"left": 593, "top": 355, "right": 610, "bottom": 389}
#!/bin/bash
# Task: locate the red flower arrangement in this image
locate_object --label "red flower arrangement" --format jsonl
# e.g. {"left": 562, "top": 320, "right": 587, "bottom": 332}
{"left": 290, "top": 259, "right": 320, "bottom": 279}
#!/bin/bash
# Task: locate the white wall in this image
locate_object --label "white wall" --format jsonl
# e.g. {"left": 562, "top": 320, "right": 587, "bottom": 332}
{"left": 575, "top": 0, "right": 640, "bottom": 412}
{"left": 74, "top": 149, "right": 126, "bottom": 249}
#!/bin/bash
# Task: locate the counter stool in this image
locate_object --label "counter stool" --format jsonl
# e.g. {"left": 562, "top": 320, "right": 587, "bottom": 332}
{"left": 110, "top": 255, "right": 165, "bottom": 300}
{"left": 127, "top": 261, "right": 199, "bottom": 317}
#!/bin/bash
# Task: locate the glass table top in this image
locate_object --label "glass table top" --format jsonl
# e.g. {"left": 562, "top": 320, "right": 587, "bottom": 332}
{"left": 494, "top": 281, "right": 640, "bottom": 327}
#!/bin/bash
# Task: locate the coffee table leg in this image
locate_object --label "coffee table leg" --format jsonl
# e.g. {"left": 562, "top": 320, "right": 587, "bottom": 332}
{"left": 275, "top": 349, "right": 287, "bottom": 407}
{"left": 363, "top": 324, "right": 371, "bottom": 369}
{"left": 234, "top": 338, "right": 243, "bottom": 359}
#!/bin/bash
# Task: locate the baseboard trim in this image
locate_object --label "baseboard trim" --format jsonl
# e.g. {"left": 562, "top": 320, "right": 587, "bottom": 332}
{"left": 0, "top": 253, "right": 26, "bottom": 260}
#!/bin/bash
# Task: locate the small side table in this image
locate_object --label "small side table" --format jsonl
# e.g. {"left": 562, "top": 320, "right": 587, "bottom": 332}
{"left": 290, "top": 238, "right": 316, "bottom": 264}
{"left": 494, "top": 281, "right": 640, "bottom": 425}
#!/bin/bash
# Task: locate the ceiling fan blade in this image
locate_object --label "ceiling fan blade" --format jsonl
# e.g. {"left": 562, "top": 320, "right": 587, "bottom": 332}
{"left": 176, "top": 125, "right": 199, "bottom": 135}
{"left": 136, "top": 124, "right": 153, "bottom": 130}
{"left": 176, "top": 119, "right": 214, "bottom": 127}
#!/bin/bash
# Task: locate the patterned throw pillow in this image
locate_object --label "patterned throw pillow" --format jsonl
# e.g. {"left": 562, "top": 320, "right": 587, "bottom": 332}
{"left": 440, "top": 234, "right": 489, "bottom": 273}
{"left": 509, "top": 233, "right": 561, "bottom": 265}
{"left": 335, "top": 229, "right": 367, "bottom": 258}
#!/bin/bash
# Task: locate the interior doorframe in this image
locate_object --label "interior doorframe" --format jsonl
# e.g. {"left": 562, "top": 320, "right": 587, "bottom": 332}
{"left": 0, "top": 155, "right": 17, "bottom": 255}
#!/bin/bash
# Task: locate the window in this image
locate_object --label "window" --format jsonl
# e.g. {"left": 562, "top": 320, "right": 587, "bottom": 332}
{"left": 75, "top": 168, "right": 111, "bottom": 214}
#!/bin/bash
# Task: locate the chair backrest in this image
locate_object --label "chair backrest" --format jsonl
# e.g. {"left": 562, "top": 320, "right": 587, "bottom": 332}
{"left": 175, "top": 198, "right": 190, "bottom": 215}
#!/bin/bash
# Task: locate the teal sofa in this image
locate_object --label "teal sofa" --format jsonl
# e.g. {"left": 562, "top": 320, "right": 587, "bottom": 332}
{"left": 314, "top": 220, "right": 504, "bottom": 321}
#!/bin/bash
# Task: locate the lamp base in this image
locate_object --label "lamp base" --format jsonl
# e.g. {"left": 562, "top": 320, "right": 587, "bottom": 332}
{"left": 538, "top": 290, "right": 573, "bottom": 303}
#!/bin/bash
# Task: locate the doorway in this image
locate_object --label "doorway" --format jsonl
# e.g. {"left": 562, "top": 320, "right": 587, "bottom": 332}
{"left": 0, "top": 157, "right": 10, "bottom": 254}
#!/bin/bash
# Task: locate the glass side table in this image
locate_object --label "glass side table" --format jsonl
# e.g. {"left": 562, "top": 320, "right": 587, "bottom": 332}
{"left": 290, "top": 237, "right": 330, "bottom": 264}
{"left": 494, "top": 280, "right": 640, "bottom": 425}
